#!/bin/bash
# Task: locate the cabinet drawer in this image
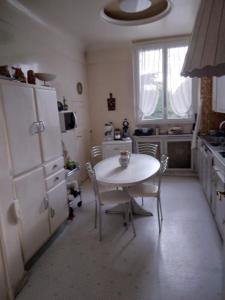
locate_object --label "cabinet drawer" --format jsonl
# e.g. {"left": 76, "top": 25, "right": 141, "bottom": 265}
{"left": 45, "top": 168, "right": 65, "bottom": 191}
{"left": 44, "top": 157, "right": 64, "bottom": 177}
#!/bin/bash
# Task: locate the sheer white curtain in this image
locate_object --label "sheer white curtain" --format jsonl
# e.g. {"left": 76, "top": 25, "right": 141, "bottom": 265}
{"left": 167, "top": 47, "right": 193, "bottom": 118}
{"left": 138, "top": 48, "right": 162, "bottom": 119}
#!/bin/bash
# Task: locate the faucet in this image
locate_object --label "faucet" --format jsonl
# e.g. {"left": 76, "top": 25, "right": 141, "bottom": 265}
{"left": 219, "top": 121, "right": 225, "bottom": 129}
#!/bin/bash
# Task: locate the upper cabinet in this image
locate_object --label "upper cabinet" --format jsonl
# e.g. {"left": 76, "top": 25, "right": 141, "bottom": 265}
{"left": 1, "top": 84, "right": 42, "bottom": 175}
{"left": 0, "top": 82, "right": 62, "bottom": 175}
{"left": 35, "top": 89, "right": 62, "bottom": 163}
{"left": 212, "top": 76, "right": 225, "bottom": 113}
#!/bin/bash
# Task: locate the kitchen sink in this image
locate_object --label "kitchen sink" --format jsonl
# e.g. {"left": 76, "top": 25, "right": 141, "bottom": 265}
{"left": 219, "top": 151, "right": 225, "bottom": 158}
{"left": 203, "top": 135, "right": 225, "bottom": 147}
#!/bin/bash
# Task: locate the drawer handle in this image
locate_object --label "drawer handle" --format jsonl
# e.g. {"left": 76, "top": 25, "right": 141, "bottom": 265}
{"left": 52, "top": 164, "right": 58, "bottom": 169}
{"left": 113, "top": 148, "right": 119, "bottom": 150}
{"left": 30, "top": 122, "right": 39, "bottom": 135}
{"left": 39, "top": 121, "right": 45, "bottom": 132}
{"left": 54, "top": 176, "right": 59, "bottom": 182}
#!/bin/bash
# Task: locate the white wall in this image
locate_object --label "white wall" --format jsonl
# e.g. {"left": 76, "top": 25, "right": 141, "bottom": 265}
{"left": 87, "top": 46, "right": 196, "bottom": 146}
{"left": 87, "top": 47, "right": 135, "bottom": 146}
{"left": 0, "top": 2, "right": 90, "bottom": 294}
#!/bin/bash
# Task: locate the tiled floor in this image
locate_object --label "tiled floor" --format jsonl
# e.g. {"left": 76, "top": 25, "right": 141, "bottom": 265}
{"left": 17, "top": 176, "right": 224, "bottom": 300}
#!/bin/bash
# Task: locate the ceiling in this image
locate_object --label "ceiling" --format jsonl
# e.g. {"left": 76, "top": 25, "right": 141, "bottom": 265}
{"left": 3, "top": 0, "right": 201, "bottom": 51}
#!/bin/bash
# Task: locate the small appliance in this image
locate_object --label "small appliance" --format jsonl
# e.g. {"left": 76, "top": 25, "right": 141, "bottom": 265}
{"left": 59, "top": 111, "right": 77, "bottom": 132}
{"left": 104, "top": 122, "right": 114, "bottom": 141}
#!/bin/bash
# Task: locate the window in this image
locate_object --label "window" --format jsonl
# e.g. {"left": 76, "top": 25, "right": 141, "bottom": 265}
{"left": 134, "top": 39, "right": 194, "bottom": 124}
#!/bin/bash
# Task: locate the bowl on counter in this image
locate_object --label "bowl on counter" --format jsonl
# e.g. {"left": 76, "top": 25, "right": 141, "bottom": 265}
{"left": 35, "top": 73, "right": 56, "bottom": 86}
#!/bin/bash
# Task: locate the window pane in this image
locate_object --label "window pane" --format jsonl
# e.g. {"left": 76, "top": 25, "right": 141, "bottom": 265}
{"left": 138, "top": 48, "right": 163, "bottom": 120}
{"left": 167, "top": 46, "right": 193, "bottom": 119}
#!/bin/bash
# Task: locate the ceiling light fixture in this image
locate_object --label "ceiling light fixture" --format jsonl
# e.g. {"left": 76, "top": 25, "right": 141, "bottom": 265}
{"left": 100, "top": 0, "right": 172, "bottom": 26}
{"left": 119, "top": 0, "right": 152, "bottom": 13}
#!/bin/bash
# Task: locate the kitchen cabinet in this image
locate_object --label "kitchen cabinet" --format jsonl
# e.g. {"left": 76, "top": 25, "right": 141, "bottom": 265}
{"left": 14, "top": 167, "right": 50, "bottom": 262}
{"left": 212, "top": 76, "right": 225, "bottom": 113}
{"left": 166, "top": 139, "right": 191, "bottom": 169}
{"left": 0, "top": 253, "right": 7, "bottom": 300}
{"left": 198, "top": 137, "right": 225, "bottom": 239}
{"left": 1, "top": 84, "right": 42, "bottom": 175}
{"left": 133, "top": 134, "right": 193, "bottom": 170}
{"left": 35, "top": 89, "right": 62, "bottom": 163}
{"left": 197, "top": 141, "right": 213, "bottom": 204}
{"left": 0, "top": 236, "right": 9, "bottom": 300}
{"left": 0, "top": 80, "right": 68, "bottom": 264}
{"left": 47, "top": 180, "right": 68, "bottom": 234}
{"left": 212, "top": 166, "right": 225, "bottom": 239}
{"left": 74, "top": 129, "right": 91, "bottom": 181}
{"left": 102, "top": 139, "right": 132, "bottom": 159}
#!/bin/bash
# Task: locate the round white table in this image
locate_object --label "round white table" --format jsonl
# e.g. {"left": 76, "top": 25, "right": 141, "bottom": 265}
{"left": 94, "top": 153, "right": 160, "bottom": 216}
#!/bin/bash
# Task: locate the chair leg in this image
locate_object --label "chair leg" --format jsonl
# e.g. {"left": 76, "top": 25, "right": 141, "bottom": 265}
{"left": 123, "top": 203, "right": 129, "bottom": 226}
{"left": 158, "top": 195, "right": 163, "bottom": 222}
{"left": 129, "top": 201, "right": 136, "bottom": 237}
{"left": 94, "top": 198, "right": 97, "bottom": 229}
{"left": 141, "top": 197, "right": 144, "bottom": 206}
{"left": 98, "top": 204, "right": 102, "bottom": 241}
{"left": 156, "top": 197, "right": 161, "bottom": 233}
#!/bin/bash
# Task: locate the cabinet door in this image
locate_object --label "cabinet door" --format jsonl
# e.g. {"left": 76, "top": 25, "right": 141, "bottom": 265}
{"left": 0, "top": 249, "right": 7, "bottom": 300}
{"left": 214, "top": 173, "right": 225, "bottom": 239}
{"left": 74, "top": 129, "right": 91, "bottom": 181}
{"left": 35, "top": 89, "right": 62, "bottom": 163}
{"left": 213, "top": 76, "right": 225, "bottom": 113}
{"left": 14, "top": 167, "right": 50, "bottom": 262}
{"left": 1, "top": 84, "right": 42, "bottom": 175}
{"left": 166, "top": 140, "right": 191, "bottom": 169}
{"left": 47, "top": 180, "right": 67, "bottom": 234}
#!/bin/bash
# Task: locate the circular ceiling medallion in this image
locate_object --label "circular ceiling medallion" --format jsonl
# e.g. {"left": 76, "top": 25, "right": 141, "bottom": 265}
{"left": 100, "top": 0, "right": 172, "bottom": 26}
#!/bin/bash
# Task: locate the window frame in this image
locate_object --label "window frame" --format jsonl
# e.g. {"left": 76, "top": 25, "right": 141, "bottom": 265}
{"left": 133, "top": 36, "right": 196, "bottom": 125}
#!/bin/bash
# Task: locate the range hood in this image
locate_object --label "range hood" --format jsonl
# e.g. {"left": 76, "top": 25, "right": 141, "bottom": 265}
{"left": 181, "top": 0, "right": 225, "bottom": 78}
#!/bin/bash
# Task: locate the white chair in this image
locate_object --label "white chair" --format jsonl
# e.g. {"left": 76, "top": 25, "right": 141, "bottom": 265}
{"left": 90, "top": 145, "right": 103, "bottom": 164}
{"left": 128, "top": 154, "right": 169, "bottom": 233}
{"left": 137, "top": 142, "right": 159, "bottom": 205}
{"left": 86, "top": 162, "right": 136, "bottom": 241}
{"left": 137, "top": 143, "right": 158, "bottom": 158}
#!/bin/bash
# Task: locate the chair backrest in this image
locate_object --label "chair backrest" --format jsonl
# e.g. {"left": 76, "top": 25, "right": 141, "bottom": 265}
{"left": 85, "top": 162, "right": 101, "bottom": 201}
{"left": 158, "top": 154, "right": 169, "bottom": 189}
{"left": 137, "top": 143, "right": 158, "bottom": 158}
{"left": 91, "top": 145, "right": 102, "bottom": 160}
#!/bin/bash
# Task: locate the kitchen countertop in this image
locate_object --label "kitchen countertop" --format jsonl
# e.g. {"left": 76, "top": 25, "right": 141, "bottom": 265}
{"left": 199, "top": 135, "right": 225, "bottom": 167}
{"left": 133, "top": 133, "right": 193, "bottom": 138}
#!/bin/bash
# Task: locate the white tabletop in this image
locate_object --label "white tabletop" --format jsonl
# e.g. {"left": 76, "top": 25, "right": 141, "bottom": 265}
{"left": 94, "top": 153, "right": 160, "bottom": 187}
